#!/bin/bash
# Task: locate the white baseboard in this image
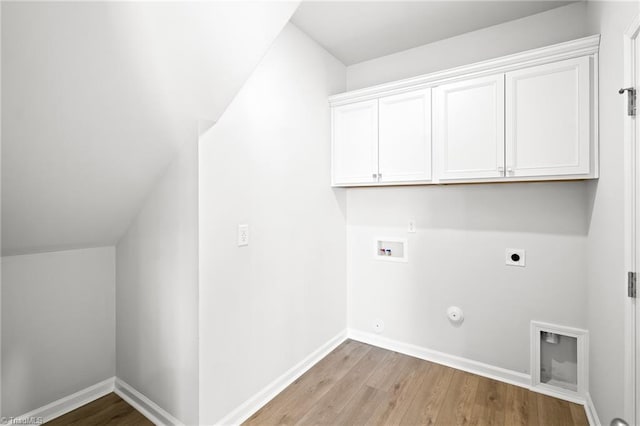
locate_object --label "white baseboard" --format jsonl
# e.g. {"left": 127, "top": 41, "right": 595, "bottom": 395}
{"left": 11, "top": 376, "right": 183, "bottom": 426}
{"left": 530, "top": 382, "right": 586, "bottom": 405}
{"left": 12, "top": 331, "right": 597, "bottom": 426}
{"left": 584, "top": 393, "right": 602, "bottom": 426}
{"left": 13, "top": 377, "right": 115, "bottom": 424}
{"left": 114, "top": 378, "right": 183, "bottom": 426}
{"left": 348, "top": 329, "right": 591, "bottom": 406}
{"left": 215, "top": 328, "right": 596, "bottom": 425}
{"left": 348, "top": 329, "right": 531, "bottom": 389}
{"left": 215, "top": 329, "right": 348, "bottom": 426}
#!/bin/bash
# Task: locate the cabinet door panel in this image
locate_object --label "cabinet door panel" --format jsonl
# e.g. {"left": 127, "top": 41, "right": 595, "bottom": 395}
{"left": 379, "top": 89, "right": 432, "bottom": 183}
{"left": 506, "top": 56, "right": 591, "bottom": 177}
{"left": 435, "top": 75, "right": 505, "bottom": 180}
{"left": 332, "top": 100, "right": 378, "bottom": 185}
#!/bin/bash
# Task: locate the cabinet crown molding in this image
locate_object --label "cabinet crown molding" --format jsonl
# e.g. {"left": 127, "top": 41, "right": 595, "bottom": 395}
{"left": 329, "top": 34, "right": 600, "bottom": 106}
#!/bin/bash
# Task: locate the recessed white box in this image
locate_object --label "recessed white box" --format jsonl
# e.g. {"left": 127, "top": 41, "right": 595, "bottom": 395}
{"left": 374, "top": 238, "right": 408, "bottom": 263}
{"left": 506, "top": 248, "right": 525, "bottom": 266}
{"left": 531, "top": 321, "right": 588, "bottom": 398}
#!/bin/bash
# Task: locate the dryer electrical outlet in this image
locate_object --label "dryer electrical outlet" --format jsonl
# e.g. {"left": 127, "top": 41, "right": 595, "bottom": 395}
{"left": 506, "top": 248, "right": 525, "bottom": 266}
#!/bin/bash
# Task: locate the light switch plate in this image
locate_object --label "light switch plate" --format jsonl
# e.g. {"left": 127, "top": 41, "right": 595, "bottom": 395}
{"left": 238, "top": 224, "right": 249, "bottom": 246}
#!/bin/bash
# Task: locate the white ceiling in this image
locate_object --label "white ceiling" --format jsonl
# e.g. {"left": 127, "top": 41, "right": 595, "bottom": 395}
{"left": 291, "top": 1, "right": 574, "bottom": 65}
{"left": 1, "top": 1, "right": 298, "bottom": 256}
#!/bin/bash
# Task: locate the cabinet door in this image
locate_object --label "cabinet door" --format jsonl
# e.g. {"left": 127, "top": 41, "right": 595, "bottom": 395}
{"left": 378, "top": 89, "right": 432, "bottom": 183}
{"left": 332, "top": 100, "right": 378, "bottom": 185}
{"left": 505, "top": 56, "right": 591, "bottom": 178}
{"left": 434, "top": 74, "right": 505, "bottom": 180}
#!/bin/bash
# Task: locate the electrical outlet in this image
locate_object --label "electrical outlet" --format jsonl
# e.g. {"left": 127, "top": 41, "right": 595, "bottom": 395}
{"left": 408, "top": 219, "right": 416, "bottom": 233}
{"left": 238, "top": 224, "right": 249, "bottom": 246}
{"left": 506, "top": 248, "right": 525, "bottom": 266}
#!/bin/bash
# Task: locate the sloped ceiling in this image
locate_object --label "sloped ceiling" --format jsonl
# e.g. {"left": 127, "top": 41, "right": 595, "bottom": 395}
{"left": 1, "top": 1, "right": 298, "bottom": 256}
{"left": 291, "top": 1, "right": 574, "bottom": 65}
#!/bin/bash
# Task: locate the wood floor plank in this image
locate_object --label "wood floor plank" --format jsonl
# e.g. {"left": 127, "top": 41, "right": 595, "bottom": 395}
{"left": 81, "top": 400, "right": 135, "bottom": 426}
{"left": 364, "top": 355, "right": 431, "bottom": 425}
{"left": 400, "top": 361, "right": 455, "bottom": 425}
{"left": 569, "top": 401, "right": 589, "bottom": 426}
{"left": 103, "top": 409, "right": 152, "bottom": 426}
{"left": 332, "top": 384, "right": 390, "bottom": 426}
{"left": 294, "top": 345, "right": 389, "bottom": 425}
{"left": 504, "top": 385, "right": 538, "bottom": 426}
{"left": 45, "top": 394, "right": 119, "bottom": 425}
{"left": 367, "top": 350, "right": 422, "bottom": 392}
{"left": 435, "top": 369, "right": 481, "bottom": 426}
{"left": 244, "top": 339, "right": 372, "bottom": 425}
{"left": 536, "top": 393, "right": 574, "bottom": 426}
{"left": 468, "top": 376, "right": 508, "bottom": 426}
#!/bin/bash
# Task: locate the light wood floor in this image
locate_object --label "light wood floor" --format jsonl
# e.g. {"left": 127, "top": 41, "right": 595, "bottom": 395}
{"left": 45, "top": 393, "right": 152, "bottom": 426}
{"left": 244, "top": 339, "right": 588, "bottom": 426}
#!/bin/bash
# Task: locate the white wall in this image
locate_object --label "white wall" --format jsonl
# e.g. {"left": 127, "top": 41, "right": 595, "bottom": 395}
{"left": 1, "top": 247, "right": 115, "bottom": 417}
{"left": 116, "top": 140, "right": 198, "bottom": 425}
{"left": 344, "top": 3, "right": 593, "bottom": 376}
{"left": 1, "top": 1, "right": 299, "bottom": 256}
{"left": 198, "top": 23, "right": 347, "bottom": 424}
{"left": 585, "top": 2, "right": 640, "bottom": 424}
{"left": 347, "top": 184, "right": 588, "bottom": 373}
{"left": 347, "top": 2, "right": 589, "bottom": 90}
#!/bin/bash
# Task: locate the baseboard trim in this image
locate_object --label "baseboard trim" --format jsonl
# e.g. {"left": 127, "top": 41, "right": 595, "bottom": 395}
{"left": 348, "top": 329, "right": 591, "bottom": 407}
{"left": 215, "top": 329, "right": 348, "bottom": 426}
{"left": 13, "top": 377, "right": 115, "bottom": 424}
{"left": 529, "top": 382, "right": 586, "bottom": 405}
{"left": 17, "top": 331, "right": 595, "bottom": 426}
{"left": 584, "top": 393, "right": 601, "bottom": 426}
{"left": 348, "top": 329, "right": 531, "bottom": 388}
{"left": 114, "top": 378, "right": 183, "bottom": 426}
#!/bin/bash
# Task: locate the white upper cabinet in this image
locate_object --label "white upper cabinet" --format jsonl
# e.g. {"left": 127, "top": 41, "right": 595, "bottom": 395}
{"left": 378, "top": 89, "right": 432, "bottom": 183}
{"left": 332, "top": 99, "right": 378, "bottom": 185}
{"left": 434, "top": 74, "right": 505, "bottom": 181}
{"left": 328, "top": 35, "right": 599, "bottom": 187}
{"left": 331, "top": 89, "right": 432, "bottom": 186}
{"left": 505, "top": 56, "right": 592, "bottom": 178}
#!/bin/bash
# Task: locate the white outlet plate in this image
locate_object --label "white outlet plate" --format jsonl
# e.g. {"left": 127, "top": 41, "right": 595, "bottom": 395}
{"left": 238, "top": 224, "right": 249, "bottom": 246}
{"left": 373, "top": 319, "right": 384, "bottom": 334}
{"left": 408, "top": 219, "right": 416, "bottom": 233}
{"left": 506, "top": 248, "right": 525, "bottom": 266}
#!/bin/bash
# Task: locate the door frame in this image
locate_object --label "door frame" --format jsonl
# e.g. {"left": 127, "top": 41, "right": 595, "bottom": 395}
{"left": 624, "top": 13, "right": 640, "bottom": 426}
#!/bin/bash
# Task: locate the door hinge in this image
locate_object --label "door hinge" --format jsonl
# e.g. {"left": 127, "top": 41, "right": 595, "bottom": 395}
{"left": 619, "top": 87, "right": 636, "bottom": 116}
{"left": 628, "top": 271, "right": 637, "bottom": 298}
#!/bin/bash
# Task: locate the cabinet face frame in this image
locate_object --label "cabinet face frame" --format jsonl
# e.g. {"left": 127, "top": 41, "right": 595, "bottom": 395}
{"left": 331, "top": 99, "right": 379, "bottom": 186}
{"left": 434, "top": 74, "right": 505, "bottom": 181}
{"left": 505, "top": 56, "right": 592, "bottom": 178}
{"left": 378, "top": 88, "right": 432, "bottom": 184}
